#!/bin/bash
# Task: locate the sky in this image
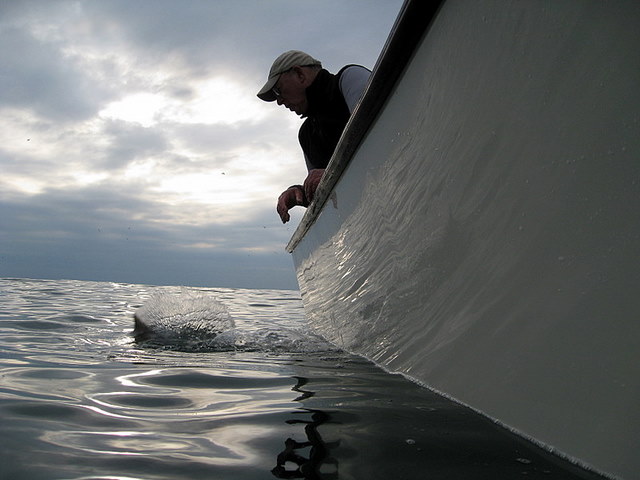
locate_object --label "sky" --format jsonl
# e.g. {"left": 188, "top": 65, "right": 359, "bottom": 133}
{"left": 0, "top": 0, "right": 405, "bottom": 290}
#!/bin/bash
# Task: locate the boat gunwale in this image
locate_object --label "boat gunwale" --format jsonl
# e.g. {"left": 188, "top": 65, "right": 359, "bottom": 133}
{"left": 286, "top": 0, "right": 445, "bottom": 253}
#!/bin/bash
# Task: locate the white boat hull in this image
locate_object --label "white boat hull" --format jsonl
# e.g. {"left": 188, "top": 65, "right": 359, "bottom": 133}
{"left": 288, "top": 1, "right": 640, "bottom": 478}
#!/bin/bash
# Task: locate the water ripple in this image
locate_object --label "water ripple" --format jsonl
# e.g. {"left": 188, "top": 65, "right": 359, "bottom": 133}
{"left": 0, "top": 278, "right": 610, "bottom": 480}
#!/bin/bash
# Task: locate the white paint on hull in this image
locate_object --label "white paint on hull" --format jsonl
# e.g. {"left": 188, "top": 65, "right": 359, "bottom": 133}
{"left": 290, "top": 1, "right": 640, "bottom": 478}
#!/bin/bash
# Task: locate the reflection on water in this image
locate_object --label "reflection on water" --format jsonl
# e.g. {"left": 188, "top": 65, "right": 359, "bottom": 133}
{"left": 273, "top": 409, "right": 336, "bottom": 480}
{"left": 0, "top": 278, "right": 609, "bottom": 479}
{"left": 272, "top": 376, "right": 336, "bottom": 479}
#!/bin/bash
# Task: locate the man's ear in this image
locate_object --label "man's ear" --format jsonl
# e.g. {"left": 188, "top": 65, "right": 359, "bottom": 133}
{"left": 291, "top": 65, "right": 306, "bottom": 83}
{"left": 292, "top": 65, "right": 318, "bottom": 87}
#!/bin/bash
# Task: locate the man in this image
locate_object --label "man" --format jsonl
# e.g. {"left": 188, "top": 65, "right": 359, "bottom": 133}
{"left": 257, "top": 50, "right": 370, "bottom": 223}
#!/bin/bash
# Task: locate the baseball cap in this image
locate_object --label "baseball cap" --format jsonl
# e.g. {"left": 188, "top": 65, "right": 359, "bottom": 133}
{"left": 257, "top": 50, "right": 322, "bottom": 102}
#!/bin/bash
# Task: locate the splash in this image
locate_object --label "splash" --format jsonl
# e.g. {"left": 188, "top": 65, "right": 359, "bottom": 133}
{"left": 132, "top": 291, "right": 337, "bottom": 354}
{"left": 133, "top": 292, "right": 234, "bottom": 349}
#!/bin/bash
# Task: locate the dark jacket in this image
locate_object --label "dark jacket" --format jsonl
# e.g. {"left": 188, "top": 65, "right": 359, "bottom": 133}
{"left": 298, "top": 67, "right": 353, "bottom": 170}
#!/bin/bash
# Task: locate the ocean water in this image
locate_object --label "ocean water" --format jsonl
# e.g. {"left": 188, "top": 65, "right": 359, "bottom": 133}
{"left": 0, "top": 277, "right": 608, "bottom": 480}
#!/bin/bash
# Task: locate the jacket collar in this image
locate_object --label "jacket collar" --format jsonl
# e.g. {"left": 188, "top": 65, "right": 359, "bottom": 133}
{"left": 303, "top": 69, "right": 332, "bottom": 117}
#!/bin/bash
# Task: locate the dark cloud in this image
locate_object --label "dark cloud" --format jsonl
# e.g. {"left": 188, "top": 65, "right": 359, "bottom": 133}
{"left": 0, "top": 27, "right": 112, "bottom": 122}
{"left": 0, "top": 186, "right": 298, "bottom": 289}
{"left": 81, "top": 0, "right": 402, "bottom": 77}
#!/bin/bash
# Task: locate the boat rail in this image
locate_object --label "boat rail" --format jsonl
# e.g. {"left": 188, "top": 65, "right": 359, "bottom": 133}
{"left": 286, "top": 0, "right": 444, "bottom": 253}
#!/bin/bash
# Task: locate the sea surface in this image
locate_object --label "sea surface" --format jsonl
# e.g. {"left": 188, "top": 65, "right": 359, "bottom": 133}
{"left": 0, "top": 277, "right": 609, "bottom": 480}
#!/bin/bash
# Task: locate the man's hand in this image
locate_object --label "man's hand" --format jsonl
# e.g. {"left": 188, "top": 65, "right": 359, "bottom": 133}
{"left": 277, "top": 186, "right": 306, "bottom": 223}
{"left": 303, "top": 169, "right": 325, "bottom": 204}
{"left": 276, "top": 169, "right": 325, "bottom": 224}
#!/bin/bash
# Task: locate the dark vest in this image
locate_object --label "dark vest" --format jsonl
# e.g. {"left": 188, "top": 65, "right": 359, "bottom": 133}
{"left": 298, "top": 67, "right": 353, "bottom": 170}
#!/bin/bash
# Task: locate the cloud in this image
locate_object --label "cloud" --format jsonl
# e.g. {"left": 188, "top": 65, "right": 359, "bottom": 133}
{"left": 0, "top": 26, "right": 109, "bottom": 122}
{"left": 0, "top": 0, "right": 404, "bottom": 288}
{"left": 0, "top": 185, "right": 301, "bottom": 289}
{"left": 100, "top": 120, "right": 170, "bottom": 169}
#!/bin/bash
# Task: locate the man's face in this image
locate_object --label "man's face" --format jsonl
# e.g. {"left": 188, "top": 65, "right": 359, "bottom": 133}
{"left": 274, "top": 69, "right": 308, "bottom": 116}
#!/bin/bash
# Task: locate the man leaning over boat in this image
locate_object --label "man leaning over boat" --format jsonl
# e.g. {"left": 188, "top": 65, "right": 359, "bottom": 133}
{"left": 257, "top": 50, "right": 370, "bottom": 223}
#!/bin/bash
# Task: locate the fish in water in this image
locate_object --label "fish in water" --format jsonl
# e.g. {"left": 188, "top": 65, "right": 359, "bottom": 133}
{"left": 133, "top": 292, "right": 234, "bottom": 346}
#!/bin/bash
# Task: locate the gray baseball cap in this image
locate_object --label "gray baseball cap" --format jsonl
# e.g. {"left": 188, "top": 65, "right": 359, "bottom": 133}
{"left": 257, "top": 50, "right": 321, "bottom": 102}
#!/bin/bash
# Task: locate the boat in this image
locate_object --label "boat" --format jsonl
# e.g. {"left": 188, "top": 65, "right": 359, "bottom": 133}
{"left": 285, "top": 1, "right": 640, "bottom": 478}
